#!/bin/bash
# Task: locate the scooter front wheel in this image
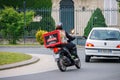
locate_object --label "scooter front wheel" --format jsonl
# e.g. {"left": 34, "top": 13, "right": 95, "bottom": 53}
{"left": 75, "top": 58, "right": 81, "bottom": 69}
{"left": 57, "top": 58, "right": 66, "bottom": 72}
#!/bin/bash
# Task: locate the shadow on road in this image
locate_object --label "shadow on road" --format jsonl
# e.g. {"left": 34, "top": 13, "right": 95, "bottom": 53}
{"left": 90, "top": 57, "right": 120, "bottom": 63}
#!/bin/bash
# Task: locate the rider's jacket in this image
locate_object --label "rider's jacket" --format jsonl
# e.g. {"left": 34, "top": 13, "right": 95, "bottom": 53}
{"left": 65, "top": 31, "right": 75, "bottom": 42}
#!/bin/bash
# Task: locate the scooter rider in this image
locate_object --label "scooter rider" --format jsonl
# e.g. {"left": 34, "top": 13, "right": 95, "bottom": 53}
{"left": 55, "top": 22, "right": 79, "bottom": 59}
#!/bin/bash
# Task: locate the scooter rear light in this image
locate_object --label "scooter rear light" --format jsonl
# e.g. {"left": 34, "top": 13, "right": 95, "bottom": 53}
{"left": 86, "top": 43, "right": 94, "bottom": 47}
{"left": 116, "top": 44, "right": 120, "bottom": 48}
{"left": 53, "top": 48, "right": 59, "bottom": 53}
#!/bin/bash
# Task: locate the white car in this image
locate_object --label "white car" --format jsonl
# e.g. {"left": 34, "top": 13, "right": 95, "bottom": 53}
{"left": 85, "top": 27, "right": 120, "bottom": 62}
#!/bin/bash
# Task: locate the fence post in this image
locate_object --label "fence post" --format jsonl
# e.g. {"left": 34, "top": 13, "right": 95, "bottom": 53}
{"left": 23, "top": 0, "right": 26, "bottom": 44}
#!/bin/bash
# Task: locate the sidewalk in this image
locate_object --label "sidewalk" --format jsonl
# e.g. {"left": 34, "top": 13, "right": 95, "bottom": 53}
{"left": 0, "top": 54, "right": 57, "bottom": 78}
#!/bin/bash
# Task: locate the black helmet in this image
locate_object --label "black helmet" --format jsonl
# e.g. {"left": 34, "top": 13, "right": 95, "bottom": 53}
{"left": 56, "top": 22, "right": 63, "bottom": 30}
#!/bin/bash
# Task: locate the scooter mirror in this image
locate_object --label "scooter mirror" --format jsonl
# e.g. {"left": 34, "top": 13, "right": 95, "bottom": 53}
{"left": 71, "top": 29, "right": 75, "bottom": 34}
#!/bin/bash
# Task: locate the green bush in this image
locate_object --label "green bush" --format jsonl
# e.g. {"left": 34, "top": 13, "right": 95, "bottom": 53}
{"left": 84, "top": 8, "right": 107, "bottom": 37}
{"left": 39, "top": 16, "right": 55, "bottom": 31}
{"left": 28, "top": 16, "right": 55, "bottom": 32}
{"left": 0, "top": 0, "right": 52, "bottom": 9}
{"left": 0, "top": 7, "right": 34, "bottom": 44}
{"left": 36, "top": 30, "right": 47, "bottom": 45}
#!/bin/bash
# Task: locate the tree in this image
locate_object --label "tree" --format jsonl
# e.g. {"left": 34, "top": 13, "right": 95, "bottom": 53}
{"left": 116, "top": 0, "right": 120, "bottom": 12}
{"left": 0, "top": 0, "right": 55, "bottom": 40}
{"left": 118, "top": 1, "right": 120, "bottom": 12}
{"left": 0, "top": 0, "right": 52, "bottom": 9}
{"left": 0, "top": 7, "right": 34, "bottom": 44}
{"left": 39, "top": 16, "right": 55, "bottom": 31}
{"left": 84, "top": 8, "right": 107, "bottom": 37}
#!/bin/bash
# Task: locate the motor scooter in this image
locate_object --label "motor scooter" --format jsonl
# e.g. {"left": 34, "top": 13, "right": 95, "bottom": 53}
{"left": 52, "top": 46, "right": 81, "bottom": 72}
{"left": 43, "top": 30, "right": 81, "bottom": 72}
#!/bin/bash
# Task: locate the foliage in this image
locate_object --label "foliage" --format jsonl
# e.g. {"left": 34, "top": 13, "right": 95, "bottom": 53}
{"left": 118, "top": 2, "right": 120, "bottom": 12}
{"left": 39, "top": 16, "right": 55, "bottom": 32}
{"left": 0, "top": 0, "right": 52, "bottom": 9}
{"left": 0, "top": 0, "right": 54, "bottom": 39}
{"left": 84, "top": 8, "right": 107, "bottom": 37}
{"left": 36, "top": 30, "right": 47, "bottom": 45}
{"left": 0, "top": 7, "right": 34, "bottom": 44}
{"left": 27, "top": 9, "right": 55, "bottom": 32}
{"left": 26, "top": 16, "right": 55, "bottom": 37}
{"left": 0, "top": 52, "right": 32, "bottom": 65}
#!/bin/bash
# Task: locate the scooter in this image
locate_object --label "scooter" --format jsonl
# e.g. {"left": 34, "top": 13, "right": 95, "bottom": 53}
{"left": 52, "top": 46, "right": 81, "bottom": 72}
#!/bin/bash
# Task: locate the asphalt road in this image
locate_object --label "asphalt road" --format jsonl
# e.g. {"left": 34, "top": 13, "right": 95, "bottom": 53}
{"left": 0, "top": 47, "right": 120, "bottom": 80}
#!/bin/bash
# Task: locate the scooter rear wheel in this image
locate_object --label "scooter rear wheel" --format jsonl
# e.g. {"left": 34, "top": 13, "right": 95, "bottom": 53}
{"left": 57, "top": 58, "right": 66, "bottom": 72}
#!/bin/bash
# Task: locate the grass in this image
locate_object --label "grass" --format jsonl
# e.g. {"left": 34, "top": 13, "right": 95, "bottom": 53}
{"left": 0, "top": 44, "right": 44, "bottom": 48}
{"left": 0, "top": 52, "right": 32, "bottom": 65}
{"left": 0, "top": 44, "right": 39, "bottom": 46}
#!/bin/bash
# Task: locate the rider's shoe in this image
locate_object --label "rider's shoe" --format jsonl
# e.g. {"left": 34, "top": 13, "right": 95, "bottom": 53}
{"left": 71, "top": 55, "right": 76, "bottom": 59}
{"left": 74, "top": 57, "right": 80, "bottom": 63}
{"left": 74, "top": 58, "right": 79, "bottom": 61}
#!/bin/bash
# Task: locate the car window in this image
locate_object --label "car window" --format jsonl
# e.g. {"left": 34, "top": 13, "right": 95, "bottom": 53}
{"left": 90, "top": 30, "right": 120, "bottom": 40}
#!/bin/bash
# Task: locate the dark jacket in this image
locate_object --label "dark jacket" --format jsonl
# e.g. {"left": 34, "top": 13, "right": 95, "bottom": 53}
{"left": 65, "top": 32, "right": 75, "bottom": 42}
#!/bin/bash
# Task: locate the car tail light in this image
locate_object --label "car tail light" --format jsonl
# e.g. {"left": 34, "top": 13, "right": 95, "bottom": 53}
{"left": 116, "top": 44, "right": 120, "bottom": 48}
{"left": 86, "top": 43, "right": 94, "bottom": 47}
{"left": 53, "top": 48, "right": 59, "bottom": 53}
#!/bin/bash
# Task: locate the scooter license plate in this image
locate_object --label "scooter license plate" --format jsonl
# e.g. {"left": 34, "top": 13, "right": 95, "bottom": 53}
{"left": 54, "top": 54, "right": 59, "bottom": 59}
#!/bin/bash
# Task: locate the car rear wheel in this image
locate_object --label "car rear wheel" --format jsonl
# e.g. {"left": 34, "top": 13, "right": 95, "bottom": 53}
{"left": 85, "top": 55, "right": 91, "bottom": 62}
{"left": 118, "top": 57, "right": 120, "bottom": 62}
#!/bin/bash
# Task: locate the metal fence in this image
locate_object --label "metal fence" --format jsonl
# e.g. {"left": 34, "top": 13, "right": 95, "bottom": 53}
{"left": 0, "top": 8, "right": 120, "bottom": 45}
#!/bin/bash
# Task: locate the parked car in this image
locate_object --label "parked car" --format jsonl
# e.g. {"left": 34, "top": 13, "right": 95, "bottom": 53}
{"left": 85, "top": 27, "right": 120, "bottom": 62}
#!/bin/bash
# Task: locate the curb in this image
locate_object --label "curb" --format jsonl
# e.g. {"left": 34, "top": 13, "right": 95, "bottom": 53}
{"left": 0, "top": 45, "right": 44, "bottom": 48}
{"left": 0, "top": 56, "right": 40, "bottom": 70}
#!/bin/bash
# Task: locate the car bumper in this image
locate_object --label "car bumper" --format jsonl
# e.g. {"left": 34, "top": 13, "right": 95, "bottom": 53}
{"left": 85, "top": 48, "right": 120, "bottom": 57}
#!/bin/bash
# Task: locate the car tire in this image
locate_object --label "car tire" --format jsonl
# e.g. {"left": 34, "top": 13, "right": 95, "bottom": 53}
{"left": 118, "top": 57, "right": 120, "bottom": 62}
{"left": 85, "top": 55, "right": 91, "bottom": 62}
